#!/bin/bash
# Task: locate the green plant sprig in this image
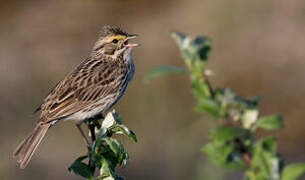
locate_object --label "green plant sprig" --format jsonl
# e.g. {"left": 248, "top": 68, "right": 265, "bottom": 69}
{"left": 69, "top": 110, "right": 137, "bottom": 180}
{"left": 145, "top": 31, "right": 305, "bottom": 180}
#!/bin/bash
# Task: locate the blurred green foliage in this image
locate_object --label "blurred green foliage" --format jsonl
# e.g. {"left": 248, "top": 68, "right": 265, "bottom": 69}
{"left": 146, "top": 31, "right": 305, "bottom": 180}
{"left": 144, "top": 65, "right": 187, "bottom": 83}
{"left": 69, "top": 110, "right": 137, "bottom": 180}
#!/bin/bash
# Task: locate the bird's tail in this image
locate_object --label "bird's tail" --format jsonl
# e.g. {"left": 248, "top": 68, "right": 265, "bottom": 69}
{"left": 13, "top": 122, "right": 51, "bottom": 169}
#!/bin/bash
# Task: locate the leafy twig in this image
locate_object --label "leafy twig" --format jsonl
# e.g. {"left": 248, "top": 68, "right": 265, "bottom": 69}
{"left": 69, "top": 110, "right": 137, "bottom": 180}
{"left": 145, "top": 31, "right": 305, "bottom": 180}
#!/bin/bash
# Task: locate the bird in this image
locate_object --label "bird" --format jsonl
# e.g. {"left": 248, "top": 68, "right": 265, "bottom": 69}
{"left": 13, "top": 25, "right": 138, "bottom": 169}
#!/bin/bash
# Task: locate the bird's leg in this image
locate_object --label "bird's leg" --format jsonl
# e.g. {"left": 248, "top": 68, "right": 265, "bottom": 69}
{"left": 75, "top": 123, "right": 90, "bottom": 147}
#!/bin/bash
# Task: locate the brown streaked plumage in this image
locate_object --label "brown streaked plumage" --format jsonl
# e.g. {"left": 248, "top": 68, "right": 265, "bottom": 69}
{"left": 13, "top": 25, "right": 138, "bottom": 169}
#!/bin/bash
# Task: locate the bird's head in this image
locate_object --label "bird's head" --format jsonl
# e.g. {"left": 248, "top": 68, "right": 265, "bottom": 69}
{"left": 92, "top": 25, "right": 138, "bottom": 58}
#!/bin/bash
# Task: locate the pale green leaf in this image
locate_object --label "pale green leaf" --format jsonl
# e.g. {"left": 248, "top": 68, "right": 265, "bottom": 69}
{"left": 282, "top": 163, "right": 305, "bottom": 180}
{"left": 144, "top": 65, "right": 187, "bottom": 83}
{"left": 202, "top": 142, "right": 244, "bottom": 170}
{"left": 103, "top": 177, "right": 115, "bottom": 180}
{"left": 99, "top": 157, "right": 112, "bottom": 178}
{"left": 209, "top": 126, "right": 249, "bottom": 144}
{"left": 104, "top": 138, "right": 122, "bottom": 157}
{"left": 256, "top": 114, "right": 283, "bottom": 130}
{"left": 169, "top": 31, "right": 186, "bottom": 48}
{"left": 196, "top": 98, "right": 220, "bottom": 117}
{"left": 102, "top": 112, "right": 117, "bottom": 129}
{"left": 112, "top": 124, "right": 137, "bottom": 143}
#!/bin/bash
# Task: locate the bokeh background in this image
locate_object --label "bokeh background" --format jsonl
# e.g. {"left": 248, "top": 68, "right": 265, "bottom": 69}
{"left": 1, "top": 0, "right": 305, "bottom": 179}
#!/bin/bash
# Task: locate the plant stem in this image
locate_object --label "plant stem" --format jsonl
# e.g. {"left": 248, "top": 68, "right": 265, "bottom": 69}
{"left": 88, "top": 122, "right": 96, "bottom": 175}
{"left": 202, "top": 71, "right": 253, "bottom": 165}
{"left": 87, "top": 115, "right": 103, "bottom": 175}
{"left": 202, "top": 71, "right": 214, "bottom": 98}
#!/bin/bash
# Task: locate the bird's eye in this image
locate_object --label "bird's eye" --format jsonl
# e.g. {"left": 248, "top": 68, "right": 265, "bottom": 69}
{"left": 112, "top": 39, "right": 118, "bottom": 44}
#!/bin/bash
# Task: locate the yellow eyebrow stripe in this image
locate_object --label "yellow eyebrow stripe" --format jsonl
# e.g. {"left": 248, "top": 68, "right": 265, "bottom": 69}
{"left": 108, "top": 35, "right": 126, "bottom": 41}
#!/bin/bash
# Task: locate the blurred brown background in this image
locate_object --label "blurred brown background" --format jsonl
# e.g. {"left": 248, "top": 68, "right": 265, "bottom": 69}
{"left": 1, "top": 0, "right": 305, "bottom": 179}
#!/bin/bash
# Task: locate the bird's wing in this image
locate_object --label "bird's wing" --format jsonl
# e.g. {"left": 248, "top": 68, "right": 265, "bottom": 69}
{"left": 38, "top": 58, "right": 127, "bottom": 123}
{"left": 33, "top": 81, "right": 61, "bottom": 114}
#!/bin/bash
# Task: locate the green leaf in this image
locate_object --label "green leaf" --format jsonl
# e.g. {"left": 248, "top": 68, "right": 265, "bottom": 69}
{"left": 247, "top": 95, "right": 261, "bottom": 106}
{"left": 282, "top": 163, "right": 305, "bottom": 180}
{"left": 99, "top": 157, "right": 112, "bottom": 178}
{"left": 215, "top": 88, "right": 236, "bottom": 105}
{"left": 257, "top": 136, "right": 277, "bottom": 153}
{"left": 250, "top": 137, "right": 280, "bottom": 180}
{"left": 202, "top": 142, "right": 232, "bottom": 166}
{"left": 121, "top": 153, "right": 130, "bottom": 168}
{"left": 72, "top": 155, "right": 88, "bottom": 162}
{"left": 202, "top": 142, "right": 245, "bottom": 170}
{"left": 69, "top": 155, "right": 93, "bottom": 179}
{"left": 195, "top": 98, "right": 220, "bottom": 117}
{"left": 104, "top": 138, "right": 123, "bottom": 157}
{"left": 98, "top": 127, "right": 108, "bottom": 139}
{"left": 209, "top": 126, "right": 249, "bottom": 144}
{"left": 191, "top": 36, "right": 211, "bottom": 61}
{"left": 112, "top": 110, "right": 123, "bottom": 124}
{"left": 191, "top": 80, "right": 212, "bottom": 98}
{"left": 112, "top": 124, "right": 137, "bottom": 142}
{"left": 256, "top": 114, "right": 283, "bottom": 130}
{"left": 170, "top": 31, "right": 186, "bottom": 49}
{"left": 170, "top": 31, "right": 211, "bottom": 63}
{"left": 143, "top": 65, "right": 187, "bottom": 83}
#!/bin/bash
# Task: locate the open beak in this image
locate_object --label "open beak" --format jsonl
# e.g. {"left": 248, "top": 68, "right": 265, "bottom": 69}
{"left": 124, "top": 34, "right": 139, "bottom": 48}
